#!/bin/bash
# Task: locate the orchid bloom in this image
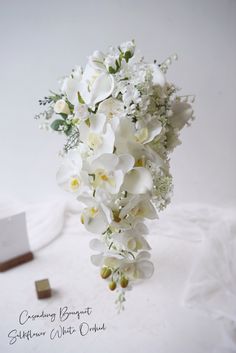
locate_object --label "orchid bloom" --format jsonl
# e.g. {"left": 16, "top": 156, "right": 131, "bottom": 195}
{"left": 79, "top": 113, "right": 115, "bottom": 159}
{"left": 56, "top": 149, "right": 88, "bottom": 195}
{"left": 88, "top": 153, "right": 134, "bottom": 196}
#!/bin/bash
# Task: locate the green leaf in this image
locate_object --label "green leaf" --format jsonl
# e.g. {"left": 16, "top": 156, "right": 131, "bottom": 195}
{"left": 59, "top": 113, "right": 68, "bottom": 120}
{"left": 78, "top": 91, "right": 85, "bottom": 104}
{"left": 65, "top": 125, "right": 73, "bottom": 136}
{"left": 50, "top": 119, "right": 66, "bottom": 131}
{"left": 124, "top": 51, "right": 132, "bottom": 63}
{"left": 108, "top": 66, "right": 116, "bottom": 74}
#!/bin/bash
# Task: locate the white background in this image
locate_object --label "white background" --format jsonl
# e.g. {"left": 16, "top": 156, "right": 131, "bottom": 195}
{"left": 0, "top": 0, "right": 235, "bottom": 206}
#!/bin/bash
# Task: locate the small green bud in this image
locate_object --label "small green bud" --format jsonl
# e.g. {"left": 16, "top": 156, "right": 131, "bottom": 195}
{"left": 120, "top": 277, "right": 129, "bottom": 288}
{"left": 109, "top": 281, "right": 117, "bottom": 291}
{"left": 100, "top": 267, "right": 112, "bottom": 279}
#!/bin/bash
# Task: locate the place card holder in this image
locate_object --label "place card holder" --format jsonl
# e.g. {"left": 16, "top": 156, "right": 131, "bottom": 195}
{"left": 0, "top": 212, "right": 33, "bottom": 272}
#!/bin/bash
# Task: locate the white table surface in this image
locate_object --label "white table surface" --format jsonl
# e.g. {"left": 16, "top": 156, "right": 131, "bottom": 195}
{"left": 0, "top": 213, "right": 223, "bottom": 353}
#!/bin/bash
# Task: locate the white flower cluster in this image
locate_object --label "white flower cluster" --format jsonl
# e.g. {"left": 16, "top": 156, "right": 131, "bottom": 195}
{"left": 36, "top": 41, "right": 194, "bottom": 304}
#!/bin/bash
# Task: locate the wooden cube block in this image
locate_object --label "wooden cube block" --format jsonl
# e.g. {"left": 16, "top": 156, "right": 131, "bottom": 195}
{"left": 35, "top": 279, "right": 51, "bottom": 299}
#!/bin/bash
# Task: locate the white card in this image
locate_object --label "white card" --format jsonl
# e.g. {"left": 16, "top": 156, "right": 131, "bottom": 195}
{"left": 0, "top": 212, "right": 31, "bottom": 262}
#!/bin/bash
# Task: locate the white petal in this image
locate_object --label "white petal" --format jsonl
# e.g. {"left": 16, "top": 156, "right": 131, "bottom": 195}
{"left": 115, "top": 117, "right": 135, "bottom": 153}
{"left": 145, "top": 119, "right": 162, "bottom": 143}
{"left": 92, "top": 153, "right": 118, "bottom": 172}
{"left": 78, "top": 121, "right": 89, "bottom": 143}
{"left": 103, "top": 256, "right": 121, "bottom": 268}
{"left": 83, "top": 208, "right": 109, "bottom": 234}
{"left": 77, "top": 195, "right": 96, "bottom": 208}
{"left": 138, "top": 236, "right": 151, "bottom": 250}
{"left": 116, "top": 154, "right": 135, "bottom": 173}
{"left": 136, "top": 251, "right": 151, "bottom": 261}
{"left": 94, "top": 124, "right": 115, "bottom": 158}
{"left": 136, "top": 260, "right": 154, "bottom": 279}
{"left": 122, "top": 167, "right": 153, "bottom": 194}
{"left": 110, "top": 170, "right": 124, "bottom": 194}
{"left": 89, "top": 238, "right": 105, "bottom": 252}
{"left": 91, "top": 254, "right": 103, "bottom": 266}
{"left": 141, "top": 199, "right": 158, "bottom": 219}
{"left": 90, "top": 113, "right": 106, "bottom": 132}
{"left": 134, "top": 222, "right": 149, "bottom": 235}
{"left": 97, "top": 97, "right": 124, "bottom": 119}
{"left": 90, "top": 73, "right": 114, "bottom": 106}
{"left": 62, "top": 77, "right": 80, "bottom": 105}
{"left": 67, "top": 150, "right": 83, "bottom": 170}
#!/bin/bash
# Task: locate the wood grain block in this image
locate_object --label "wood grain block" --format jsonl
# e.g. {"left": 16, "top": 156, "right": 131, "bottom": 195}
{"left": 35, "top": 279, "right": 51, "bottom": 299}
{"left": 0, "top": 252, "right": 33, "bottom": 272}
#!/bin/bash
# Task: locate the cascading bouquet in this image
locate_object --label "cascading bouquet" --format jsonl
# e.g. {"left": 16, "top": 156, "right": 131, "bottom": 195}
{"left": 36, "top": 40, "right": 194, "bottom": 310}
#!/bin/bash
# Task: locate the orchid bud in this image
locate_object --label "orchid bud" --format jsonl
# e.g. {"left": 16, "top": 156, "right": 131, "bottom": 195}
{"left": 100, "top": 267, "right": 112, "bottom": 279}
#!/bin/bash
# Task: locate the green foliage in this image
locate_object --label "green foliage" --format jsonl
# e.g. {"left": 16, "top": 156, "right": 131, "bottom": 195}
{"left": 50, "top": 119, "right": 66, "bottom": 131}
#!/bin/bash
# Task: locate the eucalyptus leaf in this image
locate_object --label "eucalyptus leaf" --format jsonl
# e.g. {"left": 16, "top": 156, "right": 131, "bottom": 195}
{"left": 50, "top": 119, "right": 66, "bottom": 131}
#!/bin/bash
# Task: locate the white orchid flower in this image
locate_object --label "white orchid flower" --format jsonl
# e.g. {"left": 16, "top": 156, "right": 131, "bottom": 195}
{"left": 89, "top": 153, "right": 135, "bottom": 195}
{"left": 135, "top": 117, "right": 162, "bottom": 144}
{"left": 113, "top": 228, "right": 151, "bottom": 252}
{"left": 115, "top": 118, "right": 162, "bottom": 157}
{"left": 119, "top": 251, "right": 154, "bottom": 280}
{"left": 89, "top": 239, "right": 122, "bottom": 267}
{"left": 120, "top": 195, "right": 157, "bottom": 220}
{"left": 97, "top": 97, "right": 124, "bottom": 120}
{"left": 79, "top": 63, "right": 114, "bottom": 107}
{"left": 56, "top": 149, "right": 88, "bottom": 195}
{"left": 78, "top": 195, "right": 111, "bottom": 234}
{"left": 61, "top": 66, "right": 83, "bottom": 105}
{"left": 127, "top": 141, "right": 164, "bottom": 168}
{"left": 122, "top": 167, "right": 153, "bottom": 194}
{"left": 78, "top": 113, "right": 115, "bottom": 159}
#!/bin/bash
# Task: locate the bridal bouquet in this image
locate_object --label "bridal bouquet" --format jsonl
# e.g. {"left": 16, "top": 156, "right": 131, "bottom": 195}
{"left": 36, "top": 41, "right": 194, "bottom": 310}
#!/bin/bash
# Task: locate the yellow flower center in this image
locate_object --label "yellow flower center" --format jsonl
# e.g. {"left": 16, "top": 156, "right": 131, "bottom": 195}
{"left": 93, "top": 169, "right": 115, "bottom": 188}
{"left": 70, "top": 177, "right": 80, "bottom": 191}
{"left": 89, "top": 207, "right": 98, "bottom": 218}
{"left": 135, "top": 156, "right": 146, "bottom": 167}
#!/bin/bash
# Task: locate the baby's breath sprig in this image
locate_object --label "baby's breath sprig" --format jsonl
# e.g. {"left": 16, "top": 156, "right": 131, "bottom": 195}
{"left": 115, "top": 290, "right": 126, "bottom": 313}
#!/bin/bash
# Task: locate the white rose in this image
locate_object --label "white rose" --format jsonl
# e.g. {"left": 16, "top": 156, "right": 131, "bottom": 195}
{"left": 54, "top": 99, "right": 70, "bottom": 115}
